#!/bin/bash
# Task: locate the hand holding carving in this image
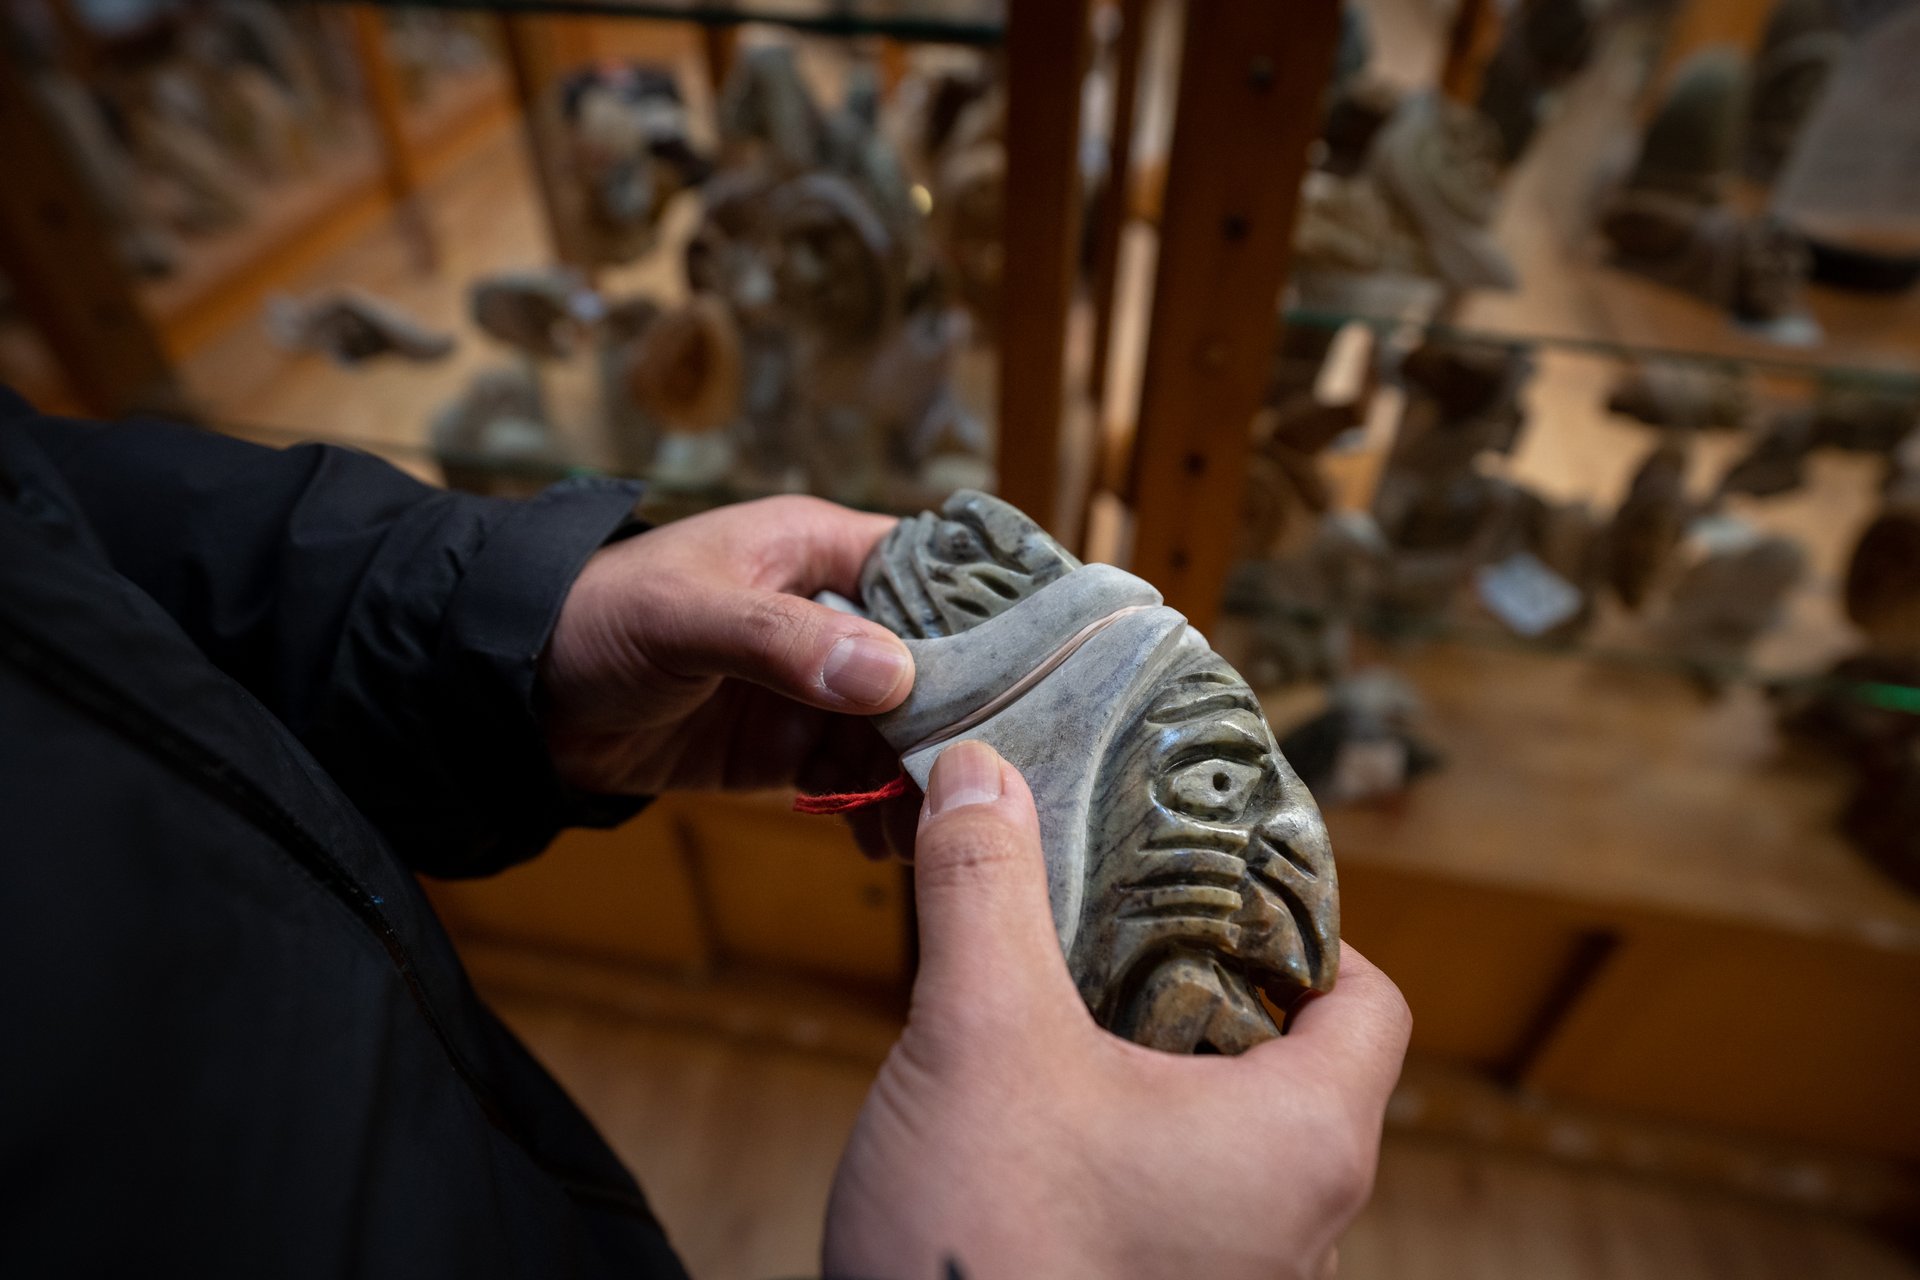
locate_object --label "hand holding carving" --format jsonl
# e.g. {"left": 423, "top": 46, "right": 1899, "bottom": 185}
{"left": 826, "top": 741, "right": 1409, "bottom": 1280}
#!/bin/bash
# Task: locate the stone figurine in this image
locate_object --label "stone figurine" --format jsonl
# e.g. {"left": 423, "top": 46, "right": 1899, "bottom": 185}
{"left": 1606, "top": 440, "right": 1693, "bottom": 610}
{"left": 1606, "top": 360, "right": 1750, "bottom": 432}
{"left": 469, "top": 269, "right": 601, "bottom": 359}
{"left": 1745, "top": 0, "right": 1844, "bottom": 183}
{"left": 265, "top": 289, "right": 456, "bottom": 365}
{"left": 561, "top": 63, "right": 710, "bottom": 266}
{"left": 852, "top": 492, "right": 1340, "bottom": 1054}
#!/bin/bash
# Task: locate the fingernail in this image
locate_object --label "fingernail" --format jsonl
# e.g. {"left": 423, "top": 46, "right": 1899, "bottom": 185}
{"left": 823, "top": 634, "right": 911, "bottom": 707}
{"left": 926, "top": 739, "right": 1003, "bottom": 816}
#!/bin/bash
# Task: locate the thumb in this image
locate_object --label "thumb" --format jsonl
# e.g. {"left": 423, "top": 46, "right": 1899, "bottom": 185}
{"left": 911, "top": 741, "right": 1079, "bottom": 1024}
{"left": 656, "top": 586, "right": 914, "bottom": 713}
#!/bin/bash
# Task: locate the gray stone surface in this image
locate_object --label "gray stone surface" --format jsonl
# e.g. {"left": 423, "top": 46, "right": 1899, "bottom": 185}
{"left": 860, "top": 492, "right": 1340, "bottom": 1054}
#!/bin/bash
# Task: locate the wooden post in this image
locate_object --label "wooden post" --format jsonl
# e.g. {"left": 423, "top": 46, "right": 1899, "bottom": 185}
{"left": 0, "top": 66, "right": 181, "bottom": 417}
{"left": 1126, "top": 0, "right": 1341, "bottom": 631}
{"left": 347, "top": 6, "right": 438, "bottom": 271}
{"left": 996, "top": 0, "right": 1093, "bottom": 543}
{"left": 1087, "top": 0, "right": 1149, "bottom": 411}
{"left": 496, "top": 14, "right": 599, "bottom": 273}
{"left": 701, "top": 24, "right": 740, "bottom": 99}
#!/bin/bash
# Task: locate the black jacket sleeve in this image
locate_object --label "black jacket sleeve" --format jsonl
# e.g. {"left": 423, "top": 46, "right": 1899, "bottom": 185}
{"left": 2, "top": 390, "right": 645, "bottom": 876}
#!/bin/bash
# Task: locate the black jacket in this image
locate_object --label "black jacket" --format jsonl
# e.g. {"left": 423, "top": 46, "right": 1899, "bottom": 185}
{"left": 0, "top": 390, "right": 689, "bottom": 1278}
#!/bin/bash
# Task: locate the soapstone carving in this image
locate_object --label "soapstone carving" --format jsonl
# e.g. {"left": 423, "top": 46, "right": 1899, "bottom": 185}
{"left": 1716, "top": 411, "right": 1813, "bottom": 499}
{"left": 265, "top": 290, "right": 456, "bottom": 365}
{"left": 470, "top": 269, "right": 602, "bottom": 359}
{"left": 597, "top": 295, "right": 663, "bottom": 475}
{"left": 857, "top": 492, "right": 1340, "bottom": 1053}
{"left": 1372, "top": 340, "right": 1533, "bottom": 569}
{"left": 719, "top": 45, "right": 826, "bottom": 176}
{"left": 1296, "top": 93, "right": 1514, "bottom": 290}
{"left": 1319, "top": 78, "right": 1401, "bottom": 178}
{"left": 1474, "top": 0, "right": 1594, "bottom": 164}
{"left": 1808, "top": 378, "right": 1920, "bottom": 454}
{"left": 1846, "top": 501, "right": 1920, "bottom": 658}
{"left": 1225, "top": 512, "right": 1388, "bottom": 688}
{"left": 1658, "top": 531, "right": 1805, "bottom": 685}
{"left": 1600, "top": 50, "right": 1811, "bottom": 322}
{"left": 1276, "top": 671, "right": 1441, "bottom": 806}
{"left": 1369, "top": 95, "right": 1517, "bottom": 291}
{"left": 625, "top": 296, "right": 743, "bottom": 433}
{"left": 1607, "top": 360, "right": 1750, "bottom": 432}
{"left": 1601, "top": 194, "right": 1808, "bottom": 323}
{"left": 561, "top": 64, "right": 709, "bottom": 265}
{"left": 430, "top": 366, "right": 568, "bottom": 499}
{"left": 1626, "top": 50, "right": 1749, "bottom": 204}
{"left": 1745, "top": 0, "right": 1844, "bottom": 182}
{"left": 1606, "top": 440, "right": 1693, "bottom": 611}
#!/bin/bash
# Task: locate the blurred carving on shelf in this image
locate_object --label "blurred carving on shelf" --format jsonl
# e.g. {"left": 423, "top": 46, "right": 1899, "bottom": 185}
{"left": 1605, "top": 438, "right": 1693, "bottom": 612}
{"left": 265, "top": 289, "right": 455, "bottom": 365}
{"left": 1744, "top": 0, "right": 1844, "bottom": 183}
{"left": 1607, "top": 359, "right": 1751, "bottom": 432}
{"left": 560, "top": 63, "right": 711, "bottom": 266}
{"left": 469, "top": 267, "right": 600, "bottom": 358}
{"left": 430, "top": 364, "right": 568, "bottom": 498}
{"left": 1276, "top": 670, "right": 1442, "bottom": 806}
{"left": 1656, "top": 525, "right": 1805, "bottom": 687}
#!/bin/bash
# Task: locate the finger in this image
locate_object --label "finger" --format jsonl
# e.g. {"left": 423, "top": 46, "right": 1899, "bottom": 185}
{"left": 726, "top": 495, "right": 898, "bottom": 597}
{"left": 653, "top": 586, "right": 914, "bottom": 713}
{"left": 910, "top": 741, "right": 1076, "bottom": 1016}
{"left": 1255, "top": 943, "right": 1410, "bottom": 1100}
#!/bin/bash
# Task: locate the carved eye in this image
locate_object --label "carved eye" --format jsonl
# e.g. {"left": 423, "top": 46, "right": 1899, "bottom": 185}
{"left": 936, "top": 523, "right": 987, "bottom": 563}
{"left": 1160, "top": 757, "right": 1264, "bottom": 823}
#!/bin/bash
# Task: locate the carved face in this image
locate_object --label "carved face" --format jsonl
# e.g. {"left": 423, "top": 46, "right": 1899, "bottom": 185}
{"left": 1080, "top": 643, "right": 1338, "bottom": 1053}
{"left": 863, "top": 492, "right": 1340, "bottom": 1055}
{"left": 860, "top": 493, "right": 1080, "bottom": 639}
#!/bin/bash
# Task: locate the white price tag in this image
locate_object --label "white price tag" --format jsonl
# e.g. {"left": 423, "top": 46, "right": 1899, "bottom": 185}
{"left": 1475, "top": 552, "right": 1583, "bottom": 638}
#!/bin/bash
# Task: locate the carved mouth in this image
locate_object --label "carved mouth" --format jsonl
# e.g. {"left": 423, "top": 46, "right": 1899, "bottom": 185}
{"left": 1106, "top": 948, "right": 1280, "bottom": 1055}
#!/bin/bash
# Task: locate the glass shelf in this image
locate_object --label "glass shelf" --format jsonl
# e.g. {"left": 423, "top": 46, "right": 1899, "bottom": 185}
{"left": 1283, "top": 0, "right": 1920, "bottom": 390}
{"left": 1282, "top": 305, "right": 1920, "bottom": 395}
{"left": 338, "top": 0, "right": 1004, "bottom": 45}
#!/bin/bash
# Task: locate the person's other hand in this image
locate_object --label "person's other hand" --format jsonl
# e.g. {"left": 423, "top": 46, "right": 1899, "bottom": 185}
{"left": 541, "top": 496, "right": 921, "bottom": 851}
{"left": 824, "top": 740, "right": 1411, "bottom": 1280}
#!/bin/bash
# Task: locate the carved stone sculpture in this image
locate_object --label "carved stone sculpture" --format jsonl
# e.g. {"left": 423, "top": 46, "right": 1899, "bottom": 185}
{"left": 265, "top": 289, "right": 455, "bottom": 365}
{"left": 469, "top": 269, "right": 600, "bottom": 359}
{"left": 562, "top": 63, "right": 709, "bottom": 265}
{"left": 1600, "top": 194, "right": 1808, "bottom": 323}
{"left": 1745, "top": 0, "right": 1844, "bottom": 182}
{"left": 1658, "top": 532, "right": 1805, "bottom": 684}
{"left": 1607, "top": 360, "right": 1749, "bottom": 432}
{"left": 1474, "top": 0, "right": 1594, "bottom": 165}
{"left": 1607, "top": 440, "right": 1693, "bottom": 610}
{"left": 1626, "top": 50, "right": 1749, "bottom": 204}
{"left": 1846, "top": 500, "right": 1920, "bottom": 657}
{"left": 1716, "top": 411, "right": 1814, "bottom": 499}
{"left": 625, "top": 296, "right": 743, "bottom": 433}
{"left": 430, "top": 366, "right": 567, "bottom": 498}
{"left": 1369, "top": 94, "right": 1517, "bottom": 291}
{"left": 854, "top": 492, "right": 1341, "bottom": 1053}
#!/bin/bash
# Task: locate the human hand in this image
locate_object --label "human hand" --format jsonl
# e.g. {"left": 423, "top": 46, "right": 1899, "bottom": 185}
{"left": 541, "top": 496, "right": 921, "bottom": 850}
{"left": 824, "top": 741, "right": 1410, "bottom": 1280}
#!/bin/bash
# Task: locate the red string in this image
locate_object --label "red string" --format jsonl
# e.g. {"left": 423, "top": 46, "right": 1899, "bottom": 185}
{"left": 792, "top": 771, "right": 913, "bottom": 814}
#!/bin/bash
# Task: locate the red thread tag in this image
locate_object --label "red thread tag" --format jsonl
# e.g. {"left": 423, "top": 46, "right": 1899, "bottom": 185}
{"left": 792, "top": 772, "right": 913, "bottom": 814}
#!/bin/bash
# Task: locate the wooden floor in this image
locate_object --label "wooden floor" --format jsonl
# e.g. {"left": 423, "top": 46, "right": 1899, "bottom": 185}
{"left": 492, "top": 988, "right": 1920, "bottom": 1280}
